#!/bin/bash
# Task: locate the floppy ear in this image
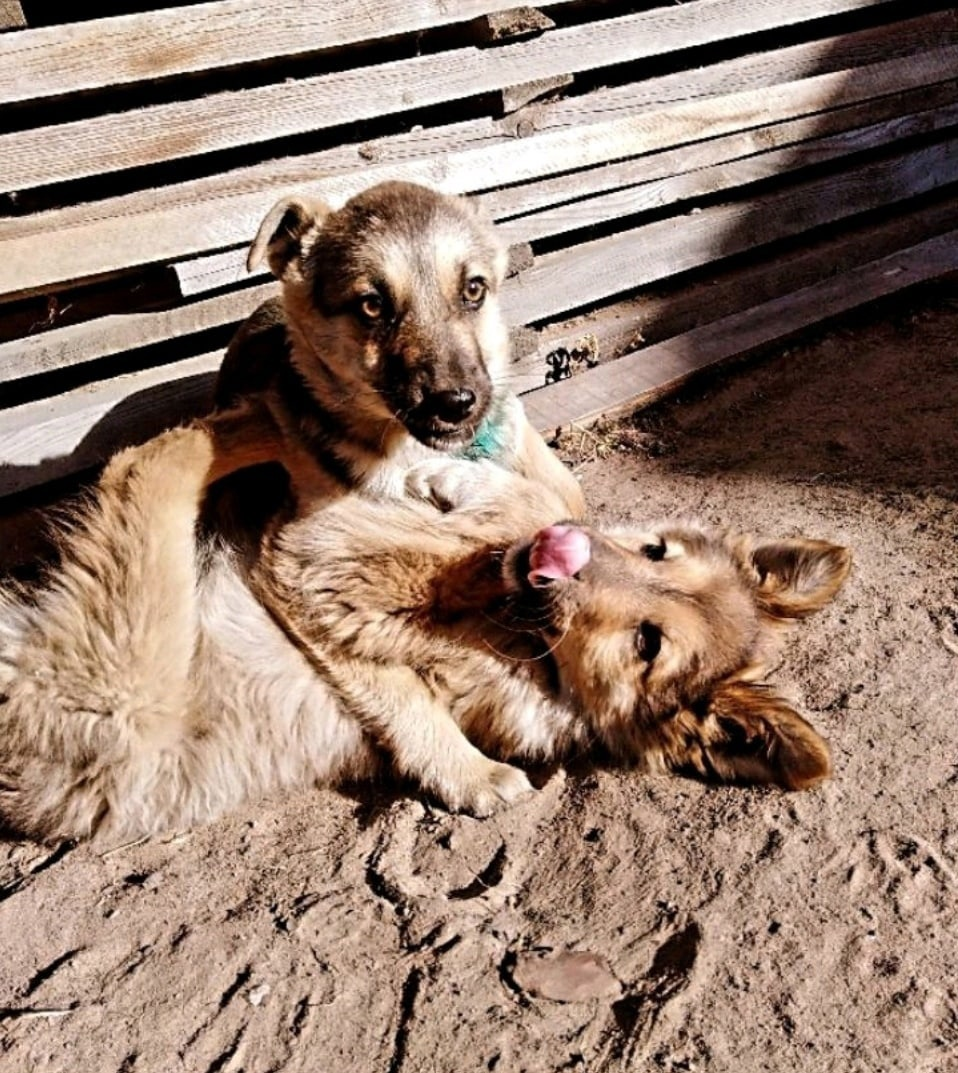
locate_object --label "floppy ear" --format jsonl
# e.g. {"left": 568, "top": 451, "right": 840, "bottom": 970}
{"left": 247, "top": 196, "right": 332, "bottom": 278}
{"left": 751, "top": 538, "right": 851, "bottom": 620}
{"left": 680, "top": 681, "right": 831, "bottom": 790}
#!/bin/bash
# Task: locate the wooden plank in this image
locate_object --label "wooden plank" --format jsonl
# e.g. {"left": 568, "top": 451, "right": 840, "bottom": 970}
{"left": 501, "top": 137, "right": 958, "bottom": 325}
{"left": 534, "top": 8, "right": 958, "bottom": 129}
{"left": 0, "top": 1, "right": 25, "bottom": 31}
{"left": 487, "top": 78, "right": 958, "bottom": 223}
{"left": 0, "top": 0, "right": 579, "bottom": 106}
{"left": 504, "top": 196, "right": 958, "bottom": 393}
{"left": 6, "top": 10, "right": 947, "bottom": 252}
{"left": 0, "top": 352, "right": 220, "bottom": 497}
{"left": 11, "top": 115, "right": 958, "bottom": 386}
{"left": 498, "top": 99, "right": 958, "bottom": 246}
{"left": 0, "top": 281, "right": 276, "bottom": 383}
{"left": 174, "top": 81, "right": 958, "bottom": 298}
{"left": 4, "top": 45, "right": 956, "bottom": 299}
{"left": 0, "top": 0, "right": 901, "bottom": 193}
{"left": 521, "top": 231, "right": 958, "bottom": 432}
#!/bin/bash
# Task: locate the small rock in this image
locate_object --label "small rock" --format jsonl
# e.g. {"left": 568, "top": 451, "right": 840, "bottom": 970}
{"left": 247, "top": 983, "right": 271, "bottom": 1007}
{"left": 511, "top": 949, "right": 621, "bottom": 1003}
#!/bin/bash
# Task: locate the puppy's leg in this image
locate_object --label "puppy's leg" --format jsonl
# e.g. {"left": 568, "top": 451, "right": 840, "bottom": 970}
{"left": 314, "top": 655, "right": 534, "bottom": 816}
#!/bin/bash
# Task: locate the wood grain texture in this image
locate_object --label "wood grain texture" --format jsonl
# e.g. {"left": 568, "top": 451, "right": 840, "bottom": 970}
{"left": 0, "top": 282, "right": 276, "bottom": 383}
{"left": 501, "top": 137, "right": 958, "bottom": 325}
{"left": 521, "top": 231, "right": 958, "bottom": 432}
{"left": 6, "top": 11, "right": 948, "bottom": 255}
{"left": 489, "top": 77, "right": 958, "bottom": 221}
{"left": 0, "top": 0, "right": 900, "bottom": 193}
{"left": 4, "top": 44, "right": 955, "bottom": 299}
{"left": 534, "top": 9, "right": 958, "bottom": 129}
{"left": 4, "top": 228, "right": 957, "bottom": 498}
{"left": 171, "top": 81, "right": 958, "bottom": 298}
{"left": 497, "top": 98, "right": 958, "bottom": 245}
{"left": 0, "top": 352, "right": 220, "bottom": 496}
{"left": 0, "top": 0, "right": 578, "bottom": 105}
{"left": 10, "top": 116, "right": 957, "bottom": 383}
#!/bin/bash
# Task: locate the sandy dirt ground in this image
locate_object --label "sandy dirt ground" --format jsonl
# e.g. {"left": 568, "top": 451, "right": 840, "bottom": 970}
{"left": 1, "top": 281, "right": 957, "bottom": 1073}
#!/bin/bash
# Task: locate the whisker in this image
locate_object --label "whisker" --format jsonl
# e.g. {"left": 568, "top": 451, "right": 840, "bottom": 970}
{"left": 482, "top": 621, "right": 568, "bottom": 664}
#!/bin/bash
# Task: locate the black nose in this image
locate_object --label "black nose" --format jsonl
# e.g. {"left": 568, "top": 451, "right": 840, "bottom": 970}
{"left": 429, "top": 388, "right": 476, "bottom": 423}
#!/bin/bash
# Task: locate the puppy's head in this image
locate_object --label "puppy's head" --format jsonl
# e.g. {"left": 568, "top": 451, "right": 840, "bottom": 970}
{"left": 505, "top": 523, "right": 852, "bottom": 790}
{"left": 249, "top": 181, "right": 509, "bottom": 451}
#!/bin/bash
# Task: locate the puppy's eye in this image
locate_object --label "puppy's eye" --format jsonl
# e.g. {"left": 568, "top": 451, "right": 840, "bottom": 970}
{"left": 635, "top": 621, "right": 662, "bottom": 662}
{"left": 462, "top": 277, "right": 487, "bottom": 308}
{"left": 357, "top": 293, "right": 384, "bottom": 322}
{"left": 642, "top": 539, "right": 666, "bottom": 562}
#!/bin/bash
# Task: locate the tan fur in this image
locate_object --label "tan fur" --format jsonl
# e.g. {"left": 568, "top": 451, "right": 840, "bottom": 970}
{"left": 217, "top": 180, "right": 584, "bottom": 515}
{"left": 0, "top": 420, "right": 849, "bottom": 843}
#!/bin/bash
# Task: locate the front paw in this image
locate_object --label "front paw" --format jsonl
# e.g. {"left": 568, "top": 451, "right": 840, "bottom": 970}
{"left": 434, "top": 757, "right": 536, "bottom": 818}
{"left": 404, "top": 458, "right": 503, "bottom": 512}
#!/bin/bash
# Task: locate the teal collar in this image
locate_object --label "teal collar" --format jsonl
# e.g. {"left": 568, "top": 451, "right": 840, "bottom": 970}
{"left": 457, "top": 394, "right": 510, "bottom": 461}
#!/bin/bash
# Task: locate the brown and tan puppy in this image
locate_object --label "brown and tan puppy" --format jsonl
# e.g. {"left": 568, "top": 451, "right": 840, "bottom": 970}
{"left": 0, "top": 419, "right": 849, "bottom": 843}
{"left": 217, "top": 180, "right": 583, "bottom": 514}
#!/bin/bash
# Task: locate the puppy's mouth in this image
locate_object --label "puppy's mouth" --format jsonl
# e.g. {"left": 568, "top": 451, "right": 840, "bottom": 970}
{"left": 403, "top": 394, "right": 490, "bottom": 451}
{"left": 506, "top": 525, "right": 593, "bottom": 598}
{"left": 405, "top": 417, "right": 480, "bottom": 451}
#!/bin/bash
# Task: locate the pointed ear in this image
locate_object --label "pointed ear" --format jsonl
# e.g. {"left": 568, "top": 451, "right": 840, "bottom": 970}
{"left": 679, "top": 680, "right": 831, "bottom": 790}
{"left": 751, "top": 538, "right": 851, "bottom": 620}
{"left": 247, "top": 196, "right": 333, "bottom": 278}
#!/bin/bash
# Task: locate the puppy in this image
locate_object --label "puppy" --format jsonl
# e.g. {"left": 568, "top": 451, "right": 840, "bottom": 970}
{"left": 216, "top": 180, "right": 584, "bottom": 514}
{"left": 0, "top": 419, "right": 850, "bottom": 842}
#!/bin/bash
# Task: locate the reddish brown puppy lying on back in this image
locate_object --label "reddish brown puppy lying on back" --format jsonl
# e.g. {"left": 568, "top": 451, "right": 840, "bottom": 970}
{"left": 0, "top": 420, "right": 850, "bottom": 842}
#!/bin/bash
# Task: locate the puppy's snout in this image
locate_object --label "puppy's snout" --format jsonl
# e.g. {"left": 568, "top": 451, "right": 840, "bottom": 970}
{"left": 427, "top": 388, "right": 477, "bottom": 424}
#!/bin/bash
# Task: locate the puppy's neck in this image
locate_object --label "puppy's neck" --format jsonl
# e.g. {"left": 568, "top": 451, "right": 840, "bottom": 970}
{"left": 277, "top": 348, "right": 434, "bottom": 496}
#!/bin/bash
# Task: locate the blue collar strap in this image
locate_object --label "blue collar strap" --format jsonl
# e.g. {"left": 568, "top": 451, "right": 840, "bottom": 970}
{"left": 457, "top": 393, "right": 511, "bottom": 461}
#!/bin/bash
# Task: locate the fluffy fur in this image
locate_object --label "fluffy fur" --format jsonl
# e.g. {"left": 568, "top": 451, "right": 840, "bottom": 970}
{"left": 0, "top": 420, "right": 850, "bottom": 843}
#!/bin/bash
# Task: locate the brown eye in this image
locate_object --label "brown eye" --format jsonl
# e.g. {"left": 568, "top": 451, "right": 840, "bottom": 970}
{"left": 636, "top": 622, "right": 662, "bottom": 662}
{"left": 462, "top": 277, "right": 487, "bottom": 308}
{"left": 358, "top": 293, "right": 384, "bottom": 322}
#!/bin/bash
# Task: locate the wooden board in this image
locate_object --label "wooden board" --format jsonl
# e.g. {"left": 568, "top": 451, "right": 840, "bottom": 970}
{"left": 0, "top": 282, "right": 276, "bottom": 383}
{"left": 535, "top": 9, "right": 958, "bottom": 128}
{"left": 5, "top": 226, "right": 958, "bottom": 499}
{"left": 497, "top": 100, "right": 958, "bottom": 246}
{"left": 4, "top": 43, "right": 956, "bottom": 298}
{"left": 0, "top": 0, "right": 901, "bottom": 193}
{"left": 6, "top": 110, "right": 957, "bottom": 386}
{"left": 505, "top": 196, "right": 958, "bottom": 394}
{"left": 521, "top": 231, "right": 958, "bottom": 432}
{"left": 0, "top": 352, "right": 221, "bottom": 496}
{"left": 0, "top": 0, "right": 579, "bottom": 105}
{"left": 6, "top": 10, "right": 948, "bottom": 248}
{"left": 501, "top": 137, "right": 958, "bottom": 325}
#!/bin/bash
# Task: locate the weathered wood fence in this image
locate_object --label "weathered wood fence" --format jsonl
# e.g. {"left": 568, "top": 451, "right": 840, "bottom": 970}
{"left": 1, "top": 0, "right": 956, "bottom": 520}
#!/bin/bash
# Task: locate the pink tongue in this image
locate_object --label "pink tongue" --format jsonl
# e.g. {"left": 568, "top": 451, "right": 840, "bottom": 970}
{"left": 528, "top": 525, "right": 591, "bottom": 584}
